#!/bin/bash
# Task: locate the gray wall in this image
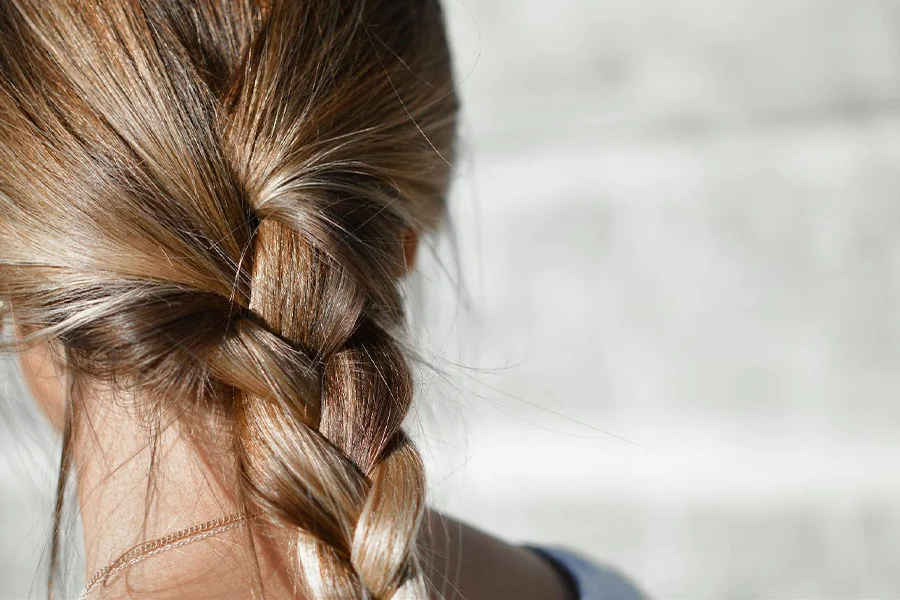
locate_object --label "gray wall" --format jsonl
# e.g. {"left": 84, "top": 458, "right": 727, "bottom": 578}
{"left": 422, "top": 0, "right": 900, "bottom": 596}
{"left": 3, "top": 1, "right": 900, "bottom": 597}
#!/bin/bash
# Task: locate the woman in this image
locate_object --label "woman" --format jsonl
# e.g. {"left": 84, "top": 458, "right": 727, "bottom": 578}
{"left": 0, "top": 0, "right": 646, "bottom": 598}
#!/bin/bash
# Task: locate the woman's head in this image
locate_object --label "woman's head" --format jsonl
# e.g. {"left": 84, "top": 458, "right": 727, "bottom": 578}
{"left": 0, "top": 0, "right": 458, "bottom": 597}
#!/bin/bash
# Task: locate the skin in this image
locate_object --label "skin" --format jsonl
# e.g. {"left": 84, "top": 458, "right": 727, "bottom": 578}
{"left": 14, "top": 236, "right": 574, "bottom": 600}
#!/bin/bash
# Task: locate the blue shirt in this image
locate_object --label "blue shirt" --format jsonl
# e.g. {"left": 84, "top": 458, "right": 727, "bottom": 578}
{"left": 526, "top": 546, "right": 647, "bottom": 600}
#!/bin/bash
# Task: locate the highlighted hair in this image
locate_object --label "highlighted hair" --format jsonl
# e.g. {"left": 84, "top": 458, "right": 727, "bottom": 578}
{"left": 0, "top": 0, "right": 458, "bottom": 597}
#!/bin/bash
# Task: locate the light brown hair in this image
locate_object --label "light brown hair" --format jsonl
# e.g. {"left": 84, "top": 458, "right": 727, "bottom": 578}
{"left": 0, "top": 0, "right": 458, "bottom": 597}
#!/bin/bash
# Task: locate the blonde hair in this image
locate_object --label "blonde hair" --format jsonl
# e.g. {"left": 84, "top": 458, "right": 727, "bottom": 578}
{"left": 0, "top": 0, "right": 458, "bottom": 597}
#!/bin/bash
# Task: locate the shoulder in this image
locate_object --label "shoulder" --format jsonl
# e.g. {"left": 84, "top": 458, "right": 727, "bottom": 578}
{"left": 420, "top": 512, "right": 575, "bottom": 600}
{"left": 525, "top": 546, "right": 649, "bottom": 600}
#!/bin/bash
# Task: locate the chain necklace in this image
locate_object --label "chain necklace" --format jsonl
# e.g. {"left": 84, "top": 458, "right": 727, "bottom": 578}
{"left": 78, "top": 511, "right": 260, "bottom": 600}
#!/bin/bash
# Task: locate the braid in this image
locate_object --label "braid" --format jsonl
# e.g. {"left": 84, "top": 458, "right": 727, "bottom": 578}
{"left": 221, "top": 218, "right": 427, "bottom": 598}
{"left": 0, "top": 0, "right": 458, "bottom": 597}
{"left": 213, "top": 2, "right": 457, "bottom": 596}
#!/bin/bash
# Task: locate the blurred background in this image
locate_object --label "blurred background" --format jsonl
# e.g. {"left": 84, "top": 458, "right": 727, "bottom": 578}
{"left": 3, "top": 0, "right": 900, "bottom": 597}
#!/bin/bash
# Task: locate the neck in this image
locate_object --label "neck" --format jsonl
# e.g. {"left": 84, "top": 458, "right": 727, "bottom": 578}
{"left": 74, "top": 388, "right": 297, "bottom": 599}
{"left": 70, "top": 387, "right": 572, "bottom": 600}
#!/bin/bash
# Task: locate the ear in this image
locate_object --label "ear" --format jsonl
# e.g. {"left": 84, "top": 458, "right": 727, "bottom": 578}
{"left": 400, "top": 229, "right": 419, "bottom": 275}
{"left": 16, "top": 323, "right": 67, "bottom": 432}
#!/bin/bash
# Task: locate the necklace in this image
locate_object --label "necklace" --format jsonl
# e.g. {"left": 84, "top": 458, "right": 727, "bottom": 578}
{"left": 78, "top": 511, "right": 260, "bottom": 600}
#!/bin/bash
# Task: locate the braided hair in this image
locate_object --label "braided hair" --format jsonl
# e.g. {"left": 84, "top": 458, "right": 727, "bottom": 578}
{"left": 0, "top": 0, "right": 458, "bottom": 597}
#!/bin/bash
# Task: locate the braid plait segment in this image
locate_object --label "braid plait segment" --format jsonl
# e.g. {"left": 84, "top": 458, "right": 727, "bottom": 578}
{"left": 222, "top": 217, "right": 428, "bottom": 599}
{"left": 205, "top": 0, "right": 457, "bottom": 595}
